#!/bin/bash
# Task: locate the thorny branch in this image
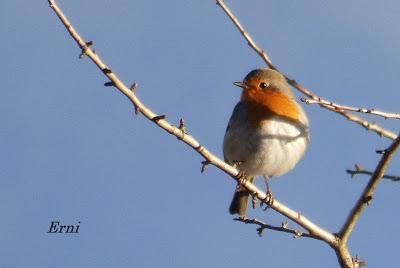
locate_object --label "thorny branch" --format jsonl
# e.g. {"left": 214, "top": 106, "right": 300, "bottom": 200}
{"left": 302, "top": 98, "right": 400, "bottom": 120}
{"left": 320, "top": 103, "right": 397, "bottom": 140}
{"left": 234, "top": 217, "right": 319, "bottom": 239}
{"left": 339, "top": 134, "right": 400, "bottom": 244}
{"left": 347, "top": 164, "right": 400, "bottom": 182}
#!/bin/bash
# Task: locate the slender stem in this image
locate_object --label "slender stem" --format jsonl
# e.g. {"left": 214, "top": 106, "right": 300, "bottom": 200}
{"left": 347, "top": 168, "right": 400, "bottom": 182}
{"left": 235, "top": 217, "right": 321, "bottom": 240}
{"left": 302, "top": 98, "right": 400, "bottom": 119}
{"left": 321, "top": 104, "right": 397, "bottom": 140}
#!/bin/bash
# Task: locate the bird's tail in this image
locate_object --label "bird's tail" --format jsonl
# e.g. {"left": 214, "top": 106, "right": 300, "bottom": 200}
{"left": 229, "top": 176, "right": 255, "bottom": 218}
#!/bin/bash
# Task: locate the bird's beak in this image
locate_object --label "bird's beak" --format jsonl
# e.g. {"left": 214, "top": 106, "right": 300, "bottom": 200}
{"left": 233, "top": 81, "right": 246, "bottom": 88}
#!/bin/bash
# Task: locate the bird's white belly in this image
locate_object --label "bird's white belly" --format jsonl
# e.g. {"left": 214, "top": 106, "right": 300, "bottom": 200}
{"left": 223, "top": 117, "right": 309, "bottom": 177}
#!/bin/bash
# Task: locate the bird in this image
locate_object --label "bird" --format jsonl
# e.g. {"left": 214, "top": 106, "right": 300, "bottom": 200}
{"left": 223, "top": 68, "right": 309, "bottom": 218}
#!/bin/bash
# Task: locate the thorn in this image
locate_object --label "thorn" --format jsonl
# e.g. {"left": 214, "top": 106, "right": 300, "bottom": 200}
{"left": 134, "top": 105, "right": 140, "bottom": 115}
{"left": 102, "top": 68, "right": 112, "bottom": 74}
{"left": 376, "top": 149, "right": 386, "bottom": 155}
{"left": 282, "top": 221, "right": 288, "bottom": 229}
{"left": 78, "top": 42, "right": 94, "bottom": 59}
{"left": 355, "top": 164, "right": 363, "bottom": 171}
{"left": 293, "top": 230, "right": 303, "bottom": 238}
{"left": 201, "top": 160, "right": 210, "bottom": 173}
{"left": 79, "top": 50, "right": 87, "bottom": 59}
{"left": 128, "top": 82, "right": 139, "bottom": 114}
{"left": 176, "top": 118, "right": 187, "bottom": 141}
{"left": 178, "top": 118, "right": 187, "bottom": 133}
{"left": 257, "top": 227, "right": 264, "bottom": 237}
{"left": 363, "top": 195, "right": 373, "bottom": 204}
{"left": 151, "top": 115, "right": 166, "bottom": 122}
{"left": 104, "top": 82, "right": 114, "bottom": 87}
{"left": 130, "top": 82, "right": 138, "bottom": 92}
{"left": 353, "top": 255, "right": 367, "bottom": 267}
{"left": 130, "top": 83, "right": 140, "bottom": 114}
{"left": 346, "top": 169, "right": 355, "bottom": 178}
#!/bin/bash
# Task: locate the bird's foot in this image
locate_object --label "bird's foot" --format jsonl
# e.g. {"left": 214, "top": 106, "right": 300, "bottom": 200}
{"left": 236, "top": 170, "right": 248, "bottom": 185}
{"left": 262, "top": 176, "right": 274, "bottom": 207}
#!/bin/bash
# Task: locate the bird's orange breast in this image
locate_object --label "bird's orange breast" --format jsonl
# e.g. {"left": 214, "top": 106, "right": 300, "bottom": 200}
{"left": 241, "top": 87, "right": 300, "bottom": 126}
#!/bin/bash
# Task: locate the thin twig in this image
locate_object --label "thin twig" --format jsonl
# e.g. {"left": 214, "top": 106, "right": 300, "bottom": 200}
{"left": 234, "top": 217, "right": 320, "bottom": 240}
{"left": 346, "top": 164, "right": 400, "bottom": 182}
{"left": 302, "top": 98, "right": 400, "bottom": 119}
{"left": 215, "top": 0, "right": 399, "bottom": 138}
{"left": 321, "top": 104, "right": 397, "bottom": 140}
{"left": 48, "top": 0, "right": 337, "bottom": 247}
{"left": 339, "top": 134, "right": 400, "bottom": 244}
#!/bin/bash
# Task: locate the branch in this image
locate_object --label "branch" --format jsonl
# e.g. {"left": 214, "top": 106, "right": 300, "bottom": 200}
{"left": 339, "top": 134, "right": 400, "bottom": 244}
{"left": 321, "top": 103, "right": 397, "bottom": 140}
{"left": 302, "top": 98, "right": 400, "bottom": 120}
{"left": 48, "top": 0, "right": 337, "bottom": 248}
{"left": 346, "top": 164, "right": 400, "bottom": 182}
{"left": 215, "top": 0, "right": 398, "bottom": 140}
{"left": 234, "top": 218, "right": 320, "bottom": 240}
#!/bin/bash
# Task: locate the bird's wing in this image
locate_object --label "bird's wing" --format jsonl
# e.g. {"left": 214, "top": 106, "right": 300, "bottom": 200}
{"left": 225, "top": 102, "right": 246, "bottom": 134}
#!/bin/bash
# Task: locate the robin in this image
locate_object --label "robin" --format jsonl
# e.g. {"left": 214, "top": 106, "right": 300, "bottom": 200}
{"left": 223, "top": 68, "right": 309, "bottom": 218}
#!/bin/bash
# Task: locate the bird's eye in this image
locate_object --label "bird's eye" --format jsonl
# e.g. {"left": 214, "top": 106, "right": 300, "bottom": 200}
{"left": 259, "top": 82, "right": 269, "bottom": 89}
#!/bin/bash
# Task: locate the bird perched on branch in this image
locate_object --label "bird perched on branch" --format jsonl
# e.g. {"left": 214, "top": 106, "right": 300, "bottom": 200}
{"left": 223, "top": 68, "right": 309, "bottom": 218}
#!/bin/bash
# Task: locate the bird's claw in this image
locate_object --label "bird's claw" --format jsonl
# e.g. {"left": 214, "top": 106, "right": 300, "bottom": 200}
{"left": 236, "top": 170, "right": 247, "bottom": 184}
{"left": 263, "top": 190, "right": 274, "bottom": 207}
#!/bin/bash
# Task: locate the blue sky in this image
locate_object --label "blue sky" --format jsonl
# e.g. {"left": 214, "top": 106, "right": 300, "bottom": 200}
{"left": 1, "top": 1, "right": 400, "bottom": 267}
